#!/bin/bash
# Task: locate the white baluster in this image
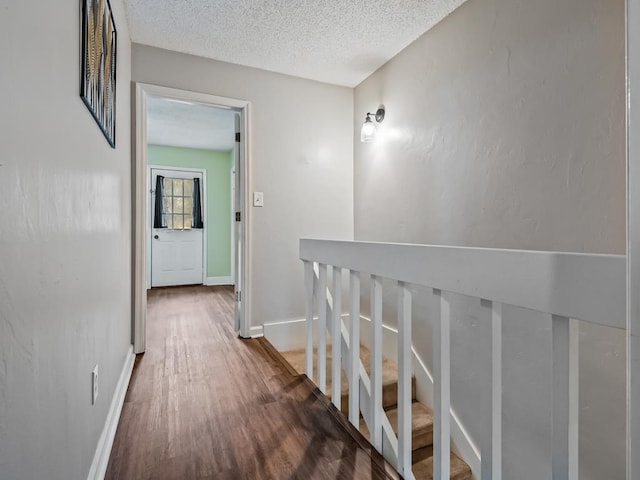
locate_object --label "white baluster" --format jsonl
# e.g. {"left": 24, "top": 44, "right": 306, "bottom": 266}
{"left": 433, "top": 288, "right": 450, "bottom": 479}
{"left": 331, "top": 267, "right": 342, "bottom": 409}
{"left": 492, "top": 301, "right": 503, "bottom": 480}
{"left": 317, "top": 263, "right": 327, "bottom": 393}
{"left": 569, "top": 319, "right": 579, "bottom": 480}
{"left": 349, "top": 270, "right": 361, "bottom": 426}
{"left": 397, "top": 281, "right": 412, "bottom": 477}
{"left": 370, "top": 275, "right": 383, "bottom": 450}
{"left": 304, "top": 260, "right": 314, "bottom": 380}
{"left": 551, "top": 314, "right": 578, "bottom": 480}
{"left": 480, "top": 299, "right": 503, "bottom": 480}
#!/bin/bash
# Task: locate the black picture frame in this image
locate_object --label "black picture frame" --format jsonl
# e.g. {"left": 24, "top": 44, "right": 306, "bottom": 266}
{"left": 80, "top": 0, "right": 117, "bottom": 148}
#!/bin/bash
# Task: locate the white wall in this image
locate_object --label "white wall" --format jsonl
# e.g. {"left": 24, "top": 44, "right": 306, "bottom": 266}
{"left": 0, "top": 1, "right": 132, "bottom": 479}
{"left": 354, "top": 0, "right": 625, "bottom": 478}
{"left": 132, "top": 44, "right": 354, "bottom": 327}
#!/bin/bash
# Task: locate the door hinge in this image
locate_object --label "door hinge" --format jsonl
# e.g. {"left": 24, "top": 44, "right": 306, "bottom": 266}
{"left": 235, "top": 132, "right": 241, "bottom": 143}
{"left": 235, "top": 212, "right": 241, "bottom": 222}
{"left": 235, "top": 291, "right": 241, "bottom": 302}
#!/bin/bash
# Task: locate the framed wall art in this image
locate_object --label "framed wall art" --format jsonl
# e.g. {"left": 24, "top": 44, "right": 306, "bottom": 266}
{"left": 80, "top": 0, "right": 117, "bottom": 148}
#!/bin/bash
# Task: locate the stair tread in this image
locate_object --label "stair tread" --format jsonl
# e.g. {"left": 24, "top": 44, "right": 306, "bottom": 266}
{"left": 281, "top": 345, "right": 415, "bottom": 410}
{"left": 282, "top": 344, "right": 402, "bottom": 389}
{"left": 281, "top": 346, "right": 471, "bottom": 480}
{"left": 358, "top": 401, "right": 433, "bottom": 450}
{"left": 386, "top": 401, "right": 433, "bottom": 437}
{"left": 412, "top": 451, "right": 472, "bottom": 480}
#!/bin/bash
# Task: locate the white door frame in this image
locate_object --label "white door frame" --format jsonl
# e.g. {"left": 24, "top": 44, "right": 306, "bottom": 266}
{"left": 147, "top": 165, "right": 207, "bottom": 288}
{"left": 627, "top": 0, "right": 640, "bottom": 478}
{"left": 133, "top": 83, "right": 252, "bottom": 353}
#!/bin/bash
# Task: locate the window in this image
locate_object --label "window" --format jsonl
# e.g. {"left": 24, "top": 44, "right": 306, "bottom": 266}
{"left": 153, "top": 174, "right": 203, "bottom": 230}
{"left": 162, "top": 177, "right": 194, "bottom": 230}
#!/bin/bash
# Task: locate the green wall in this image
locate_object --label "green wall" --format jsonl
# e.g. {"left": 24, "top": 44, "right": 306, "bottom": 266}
{"left": 148, "top": 145, "right": 233, "bottom": 279}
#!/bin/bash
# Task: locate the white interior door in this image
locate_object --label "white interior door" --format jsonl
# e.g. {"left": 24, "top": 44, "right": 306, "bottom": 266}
{"left": 151, "top": 168, "right": 204, "bottom": 287}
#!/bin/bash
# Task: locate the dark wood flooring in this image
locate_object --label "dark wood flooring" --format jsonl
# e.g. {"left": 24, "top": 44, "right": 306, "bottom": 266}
{"left": 105, "top": 285, "right": 395, "bottom": 480}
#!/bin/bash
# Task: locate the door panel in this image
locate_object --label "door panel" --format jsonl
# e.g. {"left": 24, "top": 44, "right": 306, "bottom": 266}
{"left": 152, "top": 231, "right": 203, "bottom": 286}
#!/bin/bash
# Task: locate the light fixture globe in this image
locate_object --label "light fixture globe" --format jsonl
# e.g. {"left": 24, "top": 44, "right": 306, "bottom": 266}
{"left": 361, "top": 115, "right": 377, "bottom": 143}
{"left": 360, "top": 107, "right": 385, "bottom": 143}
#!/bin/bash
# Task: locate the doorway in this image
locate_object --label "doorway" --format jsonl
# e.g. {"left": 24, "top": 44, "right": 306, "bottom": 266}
{"left": 133, "top": 83, "right": 251, "bottom": 353}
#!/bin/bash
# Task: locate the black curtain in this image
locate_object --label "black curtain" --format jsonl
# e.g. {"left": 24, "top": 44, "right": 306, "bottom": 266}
{"left": 153, "top": 175, "right": 166, "bottom": 228}
{"left": 192, "top": 178, "right": 204, "bottom": 229}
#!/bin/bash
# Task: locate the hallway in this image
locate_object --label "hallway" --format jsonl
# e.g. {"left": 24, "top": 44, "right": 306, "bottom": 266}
{"left": 106, "top": 285, "right": 395, "bottom": 479}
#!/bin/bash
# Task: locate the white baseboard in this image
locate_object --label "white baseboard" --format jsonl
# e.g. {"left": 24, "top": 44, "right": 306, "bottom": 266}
{"left": 262, "top": 315, "right": 350, "bottom": 351}
{"left": 205, "top": 276, "right": 233, "bottom": 286}
{"left": 87, "top": 346, "right": 135, "bottom": 480}
{"left": 249, "top": 325, "right": 264, "bottom": 338}
{"left": 263, "top": 318, "right": 307, "bottom": 351}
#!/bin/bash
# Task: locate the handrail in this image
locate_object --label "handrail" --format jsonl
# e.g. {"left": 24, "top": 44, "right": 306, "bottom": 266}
{"left": 300, "top": 239, "right": 626, "bottom": 480}
{"left": 301, "top": 239, "right": 626, "bottom": 329}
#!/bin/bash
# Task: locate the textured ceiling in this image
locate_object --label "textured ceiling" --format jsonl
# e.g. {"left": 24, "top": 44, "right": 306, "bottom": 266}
{"left": 147, "top": 96, "right": 236, "bottom": 151}
{"left": 125, "top": 0, "right": 467, "bottom": 87}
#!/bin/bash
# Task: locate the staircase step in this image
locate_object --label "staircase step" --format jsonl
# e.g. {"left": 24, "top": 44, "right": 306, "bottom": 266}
{"left": 280, "top": 345, "right": 472, "bottom": 480}
{"left": 411, "top": 447, "right": 472, "bottom": 480}
{"left": 386, "top": 401, "right": 433, "bottom": 450}
{"left": 358, "top": 401, "right": 433, "bottom": 451}
{"left": 412, "top": 445, "right": 433, "bottom": 465}
{"left": 337, "top": 376, "right": 415, "bottom": 413}
{"left": 280, "top": 345, "right": 416, "bottom": 410}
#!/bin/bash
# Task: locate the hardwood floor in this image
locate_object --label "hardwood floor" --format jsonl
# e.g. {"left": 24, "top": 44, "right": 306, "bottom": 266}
{"left": 106, "top": 285, "right": 395, "bottom": 480}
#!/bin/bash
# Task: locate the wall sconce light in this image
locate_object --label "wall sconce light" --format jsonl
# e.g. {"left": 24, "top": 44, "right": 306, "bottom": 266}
{"left": 360, "top": 107, "right": 385, "bottom": 143}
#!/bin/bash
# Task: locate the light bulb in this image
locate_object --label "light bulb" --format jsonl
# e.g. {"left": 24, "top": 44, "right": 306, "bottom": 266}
{"left": 361, "top": 116, "right": 377, "bottom": 143}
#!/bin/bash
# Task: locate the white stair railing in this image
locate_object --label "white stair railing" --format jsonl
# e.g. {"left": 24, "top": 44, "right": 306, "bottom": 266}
{"left": 307, "top": 262, "right": 402, "bottom": 471}
{"left": 301, "top": 239, "right": 626, "bottom": 480}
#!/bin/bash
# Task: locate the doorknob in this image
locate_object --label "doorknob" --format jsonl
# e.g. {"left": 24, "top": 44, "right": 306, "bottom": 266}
{"left": 154, "top": 235, "right": 159, "bottom": 239}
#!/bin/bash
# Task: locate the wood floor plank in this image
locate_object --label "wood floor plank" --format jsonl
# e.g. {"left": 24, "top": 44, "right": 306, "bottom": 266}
{"left": 106, "top": 285, "right": 395, "bottom": 480}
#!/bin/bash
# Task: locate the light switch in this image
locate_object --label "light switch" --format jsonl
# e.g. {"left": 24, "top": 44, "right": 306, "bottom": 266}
{"left": 253, "top": 191, "right": 264, "bottom": 207}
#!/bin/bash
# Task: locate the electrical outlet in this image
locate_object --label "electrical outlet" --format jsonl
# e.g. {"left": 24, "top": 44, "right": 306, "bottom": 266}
{"left": 92, "top": 365, "right": 99, "bottom": 405}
